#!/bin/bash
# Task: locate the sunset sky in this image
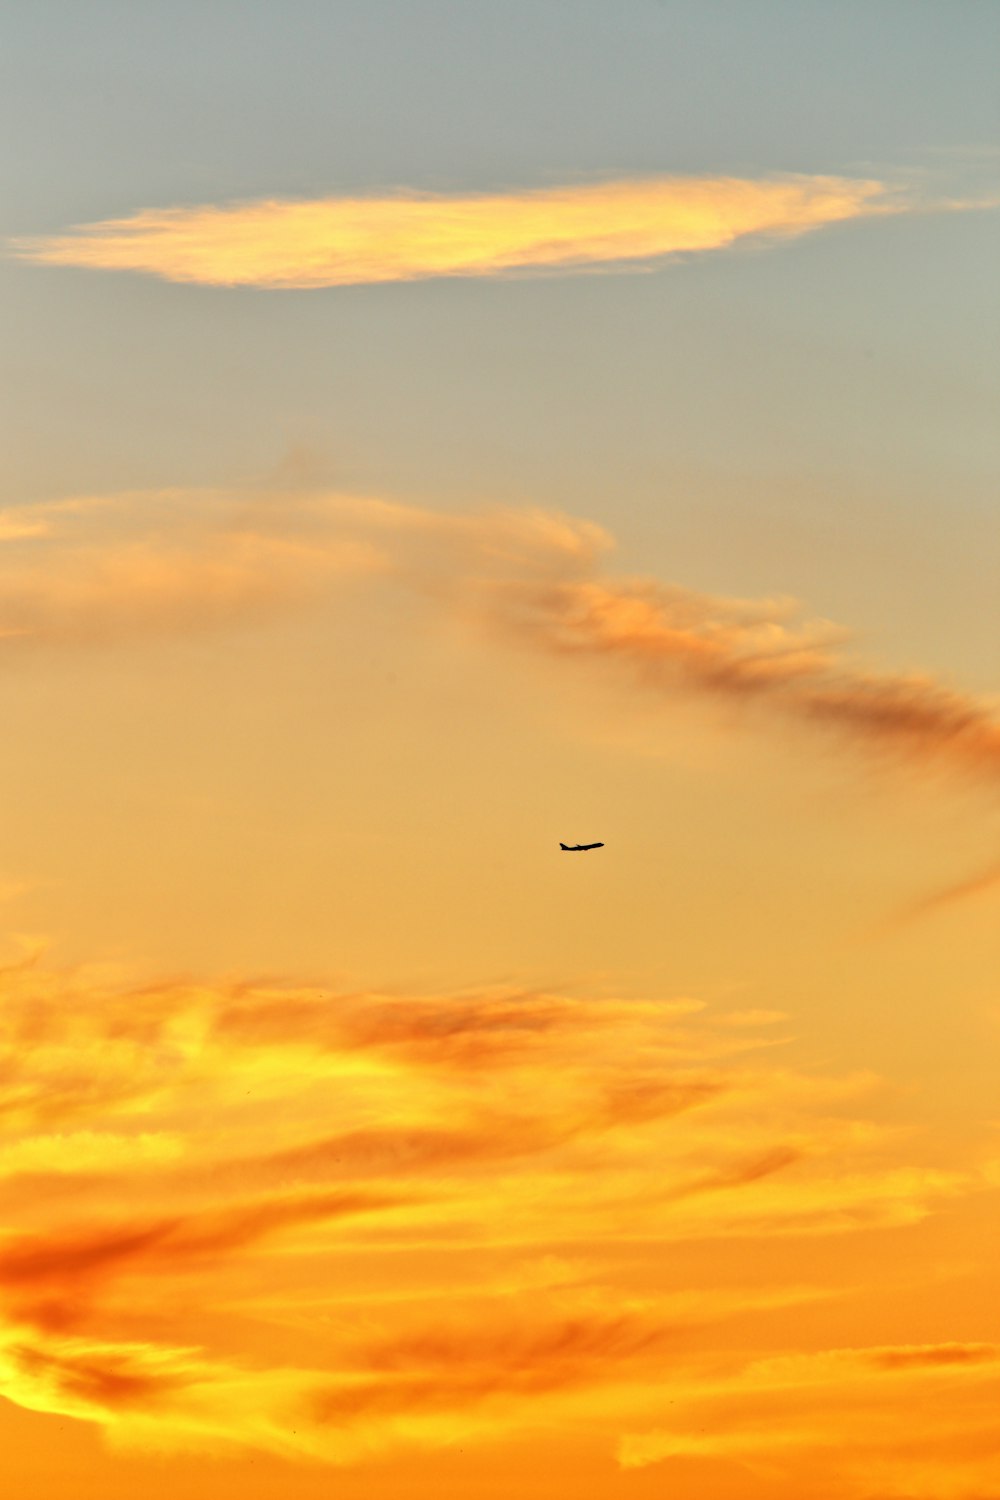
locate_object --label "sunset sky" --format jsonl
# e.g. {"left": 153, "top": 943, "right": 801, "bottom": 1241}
{"left": 1, "top": 3, "right": 999, "bottom": 1497}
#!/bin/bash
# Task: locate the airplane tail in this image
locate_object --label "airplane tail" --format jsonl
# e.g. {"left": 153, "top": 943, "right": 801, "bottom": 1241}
{"left": 559, "top": 842, "right": 570, "bottom": 850}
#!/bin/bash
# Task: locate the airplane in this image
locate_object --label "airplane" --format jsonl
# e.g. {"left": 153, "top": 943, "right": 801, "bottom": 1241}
{"left": 560, "top": 841, "right": 604, "bottom": 852}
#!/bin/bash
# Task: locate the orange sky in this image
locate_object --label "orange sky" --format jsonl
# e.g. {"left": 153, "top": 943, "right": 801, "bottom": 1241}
{"left": 0, "top": 4, "right": 998, "bottom": 1498}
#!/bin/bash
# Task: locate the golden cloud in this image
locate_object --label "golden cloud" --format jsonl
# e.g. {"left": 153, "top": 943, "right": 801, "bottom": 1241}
{"left": 12, "top": 175, "right": 894, "bottom": 287}
{"left": 0, "top": 948, "right": 994, "bottom": 1470}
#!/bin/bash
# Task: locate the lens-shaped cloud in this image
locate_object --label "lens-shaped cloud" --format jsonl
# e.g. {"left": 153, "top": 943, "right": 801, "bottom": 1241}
{"left": 12, "top": 175, "right": 894, "bottom": 287}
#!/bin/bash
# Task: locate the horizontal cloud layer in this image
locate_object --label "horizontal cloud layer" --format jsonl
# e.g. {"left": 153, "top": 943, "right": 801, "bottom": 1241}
{"left": 12, "top": 174, "right": 894, "bottom": 287}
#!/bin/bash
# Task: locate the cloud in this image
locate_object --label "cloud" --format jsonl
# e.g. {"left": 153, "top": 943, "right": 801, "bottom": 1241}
{"left": 212, "top": 984, "right": 711, "bottom": 1077}
{"left": 0, "top": 1131, "right": 181, "bottom": 1177}
{"left": 0, "top": 949, "right": 993, "bottom": 1469}
{"left": 11, "top": 174, "right": 896, "bottom": 288}
{"left": 0, "top": 1306, "right": 679, "bottom": 1465}
{"left": 215, "top": 1072, "right": 725, "bottom": 1192}
{"left": 0, "top": 1338, "right": 212, "bottom": 1416}
{"left": 0, "top": 1188, "right": 411, "bottom": 1296}
{"left": 618, "top": 1342, "right": 1000, "bottom": 1497}
{"left": 0, "top": 490, "right": 383, "bottom": 651}
{"left": 477, "top": 572, "right": 1000, "bottom": 780}
{"left": 311, "top": 1305, "right": 681, "bottom": 1427}
{"left": 2, "top": 487, "right": 998, "bottom": 790}
{"left": 0, "top": 1327, "right": 352, "bottom": 1462}
{"left": 865, "top": 1342, "right": 997, "bottom": 1370}
{"left": 363, "top": 495, "right": 1000, "bottom": 782}
{"left": 890, "top": 860, "right": 1000, "bottom": 926}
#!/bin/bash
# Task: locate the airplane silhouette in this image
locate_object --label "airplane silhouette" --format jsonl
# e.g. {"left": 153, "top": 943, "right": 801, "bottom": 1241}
{"left": 560, "top": 841, "right": 604, "bottom": 852}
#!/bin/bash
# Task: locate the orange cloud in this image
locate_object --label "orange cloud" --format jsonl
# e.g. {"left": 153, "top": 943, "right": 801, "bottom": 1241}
{"left": 0, "top": 490, "right": 383, "bottom": 651}
{"left": 9, "top": 1337, "right": 192, "bottom": 1410}
{"left": 471, "top": 571, "right": 1000, "bottom": 779}
{"left": 866, "top": 1342, "right": 997, "bottom": 1370}
{"left": 12, "top": 175, "right": 894, "bottom": 287}
{"left": 364, "top": 497, "right": 1000, "bottom": 781}
{"left": 0, "top": 1189, "right": 411, "bottom": 1298}
{"left": 619, "top": 1342, "right": 1000, "bottom": 1497}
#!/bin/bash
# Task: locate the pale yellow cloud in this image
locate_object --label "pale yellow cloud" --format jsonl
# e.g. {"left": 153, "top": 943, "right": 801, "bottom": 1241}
{"left": 0, "top": 1132, "right": 181, "bottom": 1177}
{"left": 12, "top": 174, "right": 894, "bottom": 287}
{"left": 0, "top": 515, "right": 51, "bottom": 542}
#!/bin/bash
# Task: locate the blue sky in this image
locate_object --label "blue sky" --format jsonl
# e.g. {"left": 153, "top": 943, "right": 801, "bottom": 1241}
{"left": 3, "top": 1, "right": 999, "bottom": 221}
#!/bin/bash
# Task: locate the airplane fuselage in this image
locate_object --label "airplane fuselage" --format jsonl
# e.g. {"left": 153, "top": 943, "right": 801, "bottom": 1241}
{"left": 560, "top": 841, "right": 604, "bottom": 851}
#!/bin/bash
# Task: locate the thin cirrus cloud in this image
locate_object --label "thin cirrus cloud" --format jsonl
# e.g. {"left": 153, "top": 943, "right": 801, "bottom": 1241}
{"left": 890, "top": 859, "right": 1000, "bottom": 927}
{"left": 3, "top": 487, "right": 999, "bottom": 786}
{"left": 11, "top": 174, "right": 897, "bottom": 288}
{"left": 0, "top": 491, "right": 385, "bottom": 648}
{"left": 0, "top": 948, "right": 993, "bottom": 1473}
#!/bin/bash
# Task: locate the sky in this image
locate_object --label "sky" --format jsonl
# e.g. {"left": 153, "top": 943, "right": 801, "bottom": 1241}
{"left": 0, "top": 2, "right": 998, "bottom": 1496}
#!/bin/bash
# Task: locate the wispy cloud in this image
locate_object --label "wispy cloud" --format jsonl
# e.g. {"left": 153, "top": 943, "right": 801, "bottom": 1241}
{"left": 481, "top": 571, "right": 1000, "bottom": 780}
{"left": 3, "top": 488, "right": 998, "bottom": 788}
{"left": 0, "top": 489, "right": 384, "bottom": 650}
{"left": 890, "top": 860, "right": 1000, "bottom": 926}
{"left": 12, "top": 174, "right": 897, "bottom": 288}
{"left": 619, "top": 1342, "right": 1000, "bottom": 1496}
